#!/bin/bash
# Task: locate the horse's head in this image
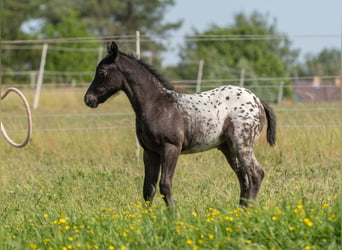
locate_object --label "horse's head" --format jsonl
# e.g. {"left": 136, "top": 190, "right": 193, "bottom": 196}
{"left": 84, "top": 41, "right": 125, "bottom": 108}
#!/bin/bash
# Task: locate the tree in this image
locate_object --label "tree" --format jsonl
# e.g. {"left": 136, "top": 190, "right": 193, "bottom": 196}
{"left": 1, "top": 0, "right": 42, "bottom": 75}
{"left": 298, "top": 48, "right": 341, "bottom": 77}
{"left": 172, "top": 12, "right": 299, "bottom": 100}
{"left": 33, "top": 0, "right": 182, "bottom": 66}
{"left": 1, "top": 0, "right": 181, "bottom": 84}
{"left": 38, "top": 10, "right": 99, "bottom": 84}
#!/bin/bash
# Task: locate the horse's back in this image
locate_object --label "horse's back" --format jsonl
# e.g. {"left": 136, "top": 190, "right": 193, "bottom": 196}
{"left": 177, "top": 85, "right": 265, "bottom": 153}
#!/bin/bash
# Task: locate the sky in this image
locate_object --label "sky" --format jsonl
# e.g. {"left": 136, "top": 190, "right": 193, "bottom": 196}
{"left": 162, "top": 0, "right": 342, "bottom": 65}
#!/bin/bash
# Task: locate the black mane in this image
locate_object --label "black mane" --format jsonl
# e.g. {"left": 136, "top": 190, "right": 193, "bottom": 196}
{"left": 119, "top": 52, "right": 174, "bottom": 90}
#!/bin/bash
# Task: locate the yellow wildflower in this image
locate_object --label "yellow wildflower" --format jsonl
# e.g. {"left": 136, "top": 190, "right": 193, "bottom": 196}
{"left": 322, "top": 203, "right": 329, "bottom": 208}
{"left": 275, "top": 209, "right": 282, "bottom": 215}
{"left": 28, "top": 243, "right": 37, "bottom": 249}
{"left": 225, "top": 216, "right": 234, "bottom": 221}
{"left": 328, "top": 214, "right": 336, "bottom": 220}
{"left": 186, "top": 239, "right": 194, "bottom": 245}
{"left": 58, "top": 217, "right": 68, "bottom": 224}
{"left": 303, "top": 218, "right": 313, "bottom": 227}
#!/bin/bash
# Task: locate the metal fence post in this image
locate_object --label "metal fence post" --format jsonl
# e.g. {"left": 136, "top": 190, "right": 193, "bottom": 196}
{"left": 33, "top": 43, "right": 48, "bottom": 110}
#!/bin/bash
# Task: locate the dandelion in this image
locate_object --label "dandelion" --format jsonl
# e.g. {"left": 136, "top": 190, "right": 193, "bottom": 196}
{"left": 303, "top": 218, "right": 313, "bottom": 227}
{"left": 209, "top": 234, "right": 215, "bottom": 240}
{"left": 322, "top": 203, "right": 329, "bottom": 209}
{"left": 28, "top": 243, "right": 38, "bottom": 249}
{"left": 275, "top": 209, "right": 282, "bottom": 215}
{"left": 289, "top": 226, "right": 295, "bottom": 231}
{"left": 68, "top": 236, "right": 74, "bottom": 241}
{"left": 333, "top": 195, "right": 337, "bottom": 200}
{"left": 226, "top": 227, "right": 233, "bottom": 232}
{"left": 192, "top": 211, "right": 198, "bottom": 217}
{"left": 43, "top": 213, "right": 49, "bottom": 218}
{"left": 328, "top": 214, "right": 336, "bottom": 220}
{"left": 225, "top": 216, "right": 234, "bottom": 221}
{"left": 305, "top": 245, "right": 312, "bottom": 250}
{"left": 272, "top": 216, "right": 277, "bottom": 221}
{"left": 58, "top": 217, "right": 68, "bottom": 224}
{"left": 186, "top": 239, "right": 194, "bottom": 245}
{"left": 198, "top": 239, "right": 204, "bottom": 244}
{"left": 109, "top": 246, "right": 115, "bottom": 250}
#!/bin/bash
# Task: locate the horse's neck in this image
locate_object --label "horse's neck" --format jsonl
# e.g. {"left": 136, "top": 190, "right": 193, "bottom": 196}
{"left": 119, "top": 56, "right": 173, "bottom": 118}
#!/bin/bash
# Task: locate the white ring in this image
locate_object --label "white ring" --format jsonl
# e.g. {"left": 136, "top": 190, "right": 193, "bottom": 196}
{"left": 1, "top": 87, "right": 32, "bottom": 148}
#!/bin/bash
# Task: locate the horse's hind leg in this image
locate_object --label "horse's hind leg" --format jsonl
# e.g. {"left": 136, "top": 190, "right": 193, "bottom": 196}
{"left": 143, "top": 149, "right": 161, "bottom": 205}
{"left": 219, "top": 143, "right": 264, "bottom": 206}
{"left": 237, "top": 150, "right": 264, "bottom": 202}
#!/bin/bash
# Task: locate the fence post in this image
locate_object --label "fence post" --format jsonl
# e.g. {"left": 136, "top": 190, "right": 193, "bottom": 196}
{"left": 71, "top": 79, "right": 76, "bottom": 88}
{"left": 240, "top": 68, "right": 245, "bottom": 87}
{"left": 97, "top": 46, "right": 104, "bottom": 63}
{"left": 196, "top": 60, "right": 204, "bottom": 93}
{"left": 33, "top": 43, "right": 48, "bottom": 110}
{"left": 135, "top": 31, "right": 141, "bottom": 161}
{"left": 277, "top": 81, "right": 284, "bottom": 104}
{"left": 30, "top": 71, "right": 36, "bottom": 88}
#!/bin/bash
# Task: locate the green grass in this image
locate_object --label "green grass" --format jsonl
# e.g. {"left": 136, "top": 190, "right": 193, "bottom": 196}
{"left": 0, "top": 88, "right": 341, "bottom": 249}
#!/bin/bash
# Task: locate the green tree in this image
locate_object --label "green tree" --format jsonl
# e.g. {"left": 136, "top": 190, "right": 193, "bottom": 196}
{"left": 1, "top": 0, "right": 42, "bottom": 75}
{"left": 33, "top": 0, "right": 182, "bottom": 66}
{"left": 39, "top": 10, "right": 98, "bottom": 83}
{"left": 173, "top": 12, "right": 298, "bottom": 100}
{"left": 298, "top": 48, "right": 341, "bottom": 76}
{"left": 1, "top": 0, "right": 181, "bottom": 84}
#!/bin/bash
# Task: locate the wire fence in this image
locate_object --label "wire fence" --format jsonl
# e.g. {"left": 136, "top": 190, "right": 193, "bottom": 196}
{"left": 2, "top": 104, "right": 341, "bottom": 134}
{"left": 1, "top": 32, "right": 341, "bottom": 106}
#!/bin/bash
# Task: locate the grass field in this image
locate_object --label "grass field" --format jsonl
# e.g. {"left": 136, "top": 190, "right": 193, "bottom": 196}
{"left": 0, "top": 87, "right": 341, "bottom": 249}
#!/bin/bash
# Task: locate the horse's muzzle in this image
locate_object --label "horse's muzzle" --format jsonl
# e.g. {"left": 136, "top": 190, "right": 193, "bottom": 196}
{"left": 84, "top": 93, "right": 99, "bottom": 108}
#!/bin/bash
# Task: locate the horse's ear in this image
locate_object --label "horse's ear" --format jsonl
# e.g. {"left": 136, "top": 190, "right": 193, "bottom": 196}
{"left": 107, "top": 41, "right": 118, "bottom": 57}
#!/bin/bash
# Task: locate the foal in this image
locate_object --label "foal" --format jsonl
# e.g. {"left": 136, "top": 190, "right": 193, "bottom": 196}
{"left": 84, "top": 41, "right": 276, "bottom": 207}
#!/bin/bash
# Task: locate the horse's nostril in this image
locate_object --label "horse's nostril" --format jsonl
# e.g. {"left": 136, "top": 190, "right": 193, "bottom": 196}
{"left": 84, "top": 94, "right": 98, "bottom": 108}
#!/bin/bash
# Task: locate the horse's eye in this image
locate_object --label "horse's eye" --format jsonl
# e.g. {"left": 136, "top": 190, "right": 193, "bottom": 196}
{"left": 99, "top": 70, "right": 107, "bottom": 78}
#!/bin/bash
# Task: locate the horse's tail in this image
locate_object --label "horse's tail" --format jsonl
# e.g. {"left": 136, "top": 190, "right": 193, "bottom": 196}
{"left": 261, "top": 101, "right": 276, "bottom": 146}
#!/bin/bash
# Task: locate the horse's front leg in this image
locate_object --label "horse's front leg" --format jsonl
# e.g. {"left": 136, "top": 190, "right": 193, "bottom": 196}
{"left": 159, "top": 143, "right": 181, "bottom": 207}
{"left": 143, "top": 149, "right": 161, "bottom": 205}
